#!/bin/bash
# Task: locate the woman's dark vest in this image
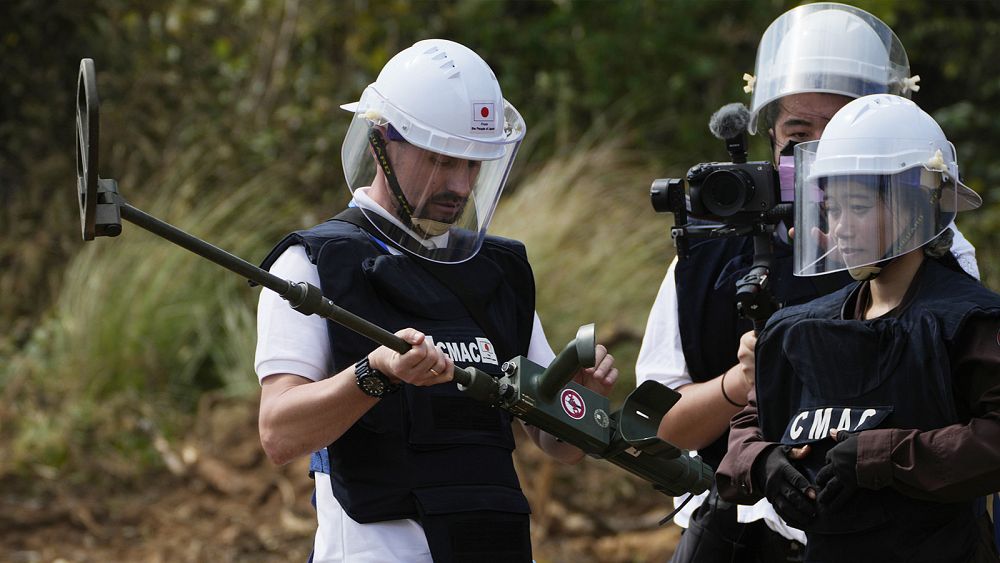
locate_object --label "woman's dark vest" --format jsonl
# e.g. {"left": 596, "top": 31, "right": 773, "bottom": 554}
{"left": 674, "top": 233, "right": 852, "bottom": 467}
{"left": 260, "top": 217, "right": 537, "bottom": 560}
{"left": 755, "top": 258, "right": 1000, "bottom": 562}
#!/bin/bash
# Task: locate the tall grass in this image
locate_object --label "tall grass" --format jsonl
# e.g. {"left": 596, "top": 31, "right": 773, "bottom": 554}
{"left": 0, "top": 142, "right": 326, "bottom": 481}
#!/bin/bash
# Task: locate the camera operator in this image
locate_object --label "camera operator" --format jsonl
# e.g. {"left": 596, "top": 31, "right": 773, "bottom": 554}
{"left": 636, "top": 4, "right": 980, "bottom": 561}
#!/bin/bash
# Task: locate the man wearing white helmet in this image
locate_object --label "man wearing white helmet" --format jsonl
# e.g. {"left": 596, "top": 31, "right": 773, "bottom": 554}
{"left": 718, "top": 93, "right": 1000, "bottom": 563}
{"left": 253, "top": 39, "right": 617, "bottom": 562}
{"left": 636, "top": 4, "right": 980, "bottom": 561}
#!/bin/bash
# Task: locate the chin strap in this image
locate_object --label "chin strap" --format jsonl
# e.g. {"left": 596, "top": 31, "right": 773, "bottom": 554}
{"left": 367, "top": 127, "right": 449, "bottom": 238}
{"left": 410, "top": 217, "right": 451, "bottom": 236}
{"left": 848, "top": 263, "right": 885, "bottom": 281}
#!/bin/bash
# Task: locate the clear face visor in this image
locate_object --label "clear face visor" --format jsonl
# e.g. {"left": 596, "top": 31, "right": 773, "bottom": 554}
{"left": 748, "top": 3, "right": 910, "bottom": 134}
{"left": 793, "top": 139, "right": 972, "bottom": 277}
{"left": 341, "top": 101, "right": 525, "bottom": 264}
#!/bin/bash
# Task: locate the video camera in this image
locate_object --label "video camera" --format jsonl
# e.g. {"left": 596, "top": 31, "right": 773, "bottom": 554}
{"left": 682, "top": 158, "right": 778, "bottom": 224}
{"left": 650, "top": 103, "right": 791, "bottom": 239}
{"left": 648, "top": 103, "right": 792, "bottom": 326}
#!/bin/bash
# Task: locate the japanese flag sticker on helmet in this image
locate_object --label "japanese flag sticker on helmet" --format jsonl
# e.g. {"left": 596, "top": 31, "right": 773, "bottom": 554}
{"left": 472, "top": 102, "right": 496, "bottom": 131}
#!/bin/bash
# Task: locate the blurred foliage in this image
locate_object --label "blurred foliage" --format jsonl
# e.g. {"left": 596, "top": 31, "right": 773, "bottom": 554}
{"left": 2, "top": 0, "right": 999, "bottom": 478}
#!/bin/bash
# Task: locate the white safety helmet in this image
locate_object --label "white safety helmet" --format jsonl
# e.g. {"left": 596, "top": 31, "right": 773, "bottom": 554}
{"left": 341, "top": 38, "right": 526, "bottom": 263}
{"left": 746, "top": 3, "right": 915, "bottom": 135}
{"left": 793, "top": 94, "right": 981, "bottom": 279}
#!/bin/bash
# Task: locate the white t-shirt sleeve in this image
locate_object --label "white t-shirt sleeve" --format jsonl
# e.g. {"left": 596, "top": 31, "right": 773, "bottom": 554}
{"left": 635, "top": 257, "right": 692, "bottom": 390}
{"left": 948, "top": 222, "right": 980, "bottom": 280}
{"left": 526, "top": 312, "right": 556, "bottom": 367}
{"left": 254, "top": 245, "right": 333, "bottom": 383}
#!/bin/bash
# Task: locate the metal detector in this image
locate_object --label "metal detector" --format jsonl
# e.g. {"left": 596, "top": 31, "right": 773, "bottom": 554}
{"left": 75, "top": 58, "right": 712, "bottom": 498}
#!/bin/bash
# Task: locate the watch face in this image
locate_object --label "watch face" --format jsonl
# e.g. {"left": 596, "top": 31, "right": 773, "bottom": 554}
{"left": 356, "top": 359, "right": 398, "bottom": 398}
{"left": 361, "top": 374, "right": 386, "bottom": 396}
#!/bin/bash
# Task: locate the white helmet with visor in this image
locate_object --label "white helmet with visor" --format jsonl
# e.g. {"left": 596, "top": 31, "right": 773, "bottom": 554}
{"left": 341, "top": 39, "right": 526, "bottom": 263}
{"left": 793, "top": 94, "right": 981, "bottom": 280}
{"left": 746, "top": 3, "right": 914, "bottom": 135}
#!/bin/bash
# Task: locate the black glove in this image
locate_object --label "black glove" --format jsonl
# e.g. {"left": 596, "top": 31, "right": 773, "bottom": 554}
{"left": 815, "top": 430, "right": 859, "bottom": 512}
{"left": 752, "top": 444, "right": 817, "bottom": 529}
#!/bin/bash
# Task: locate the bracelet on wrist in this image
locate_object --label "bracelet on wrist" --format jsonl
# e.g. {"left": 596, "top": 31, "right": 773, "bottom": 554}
{"left": 721, "top": 369, "right": 748, "bottom": 408}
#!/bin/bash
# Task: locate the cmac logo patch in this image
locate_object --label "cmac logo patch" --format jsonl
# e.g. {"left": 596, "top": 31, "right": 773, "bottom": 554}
{"left": 427, "top": 335, "right": 499, "bottom": 366}
{"left": 782, "top": 405, "right": 893, "bottom": 446}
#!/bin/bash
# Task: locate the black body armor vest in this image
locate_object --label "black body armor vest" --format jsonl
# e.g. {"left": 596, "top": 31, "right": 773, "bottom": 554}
{"left": 261, "top": 215, "right": 537, "bottom": 561}
{"left": 755, "top": 258, "right": 1000, "bottom": 562}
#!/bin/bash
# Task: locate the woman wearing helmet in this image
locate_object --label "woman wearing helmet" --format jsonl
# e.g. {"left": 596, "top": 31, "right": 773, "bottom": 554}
{"left": 637, "top": 5, "right": 981, "bottom": 561}
{"left": 717, "top": 95, "right": 1000, "bottom": 562}
{"left": 254, "top": 39, "right": 617, "bottom": 562}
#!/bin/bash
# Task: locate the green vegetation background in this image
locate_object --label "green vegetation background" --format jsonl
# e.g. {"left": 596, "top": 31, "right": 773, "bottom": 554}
{"left": 2, "top": 0, "right": 999, "bottom": 482}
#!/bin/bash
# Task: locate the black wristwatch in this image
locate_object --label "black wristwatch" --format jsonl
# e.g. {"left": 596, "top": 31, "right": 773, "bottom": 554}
{"left": 355, "top": 357, "right": 401, "bottom": 398}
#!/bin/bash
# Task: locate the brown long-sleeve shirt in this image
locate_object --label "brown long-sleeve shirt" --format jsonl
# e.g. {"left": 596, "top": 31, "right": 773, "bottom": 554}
{"left": 717, "top": 284, "right": 1000, "bottom": 504}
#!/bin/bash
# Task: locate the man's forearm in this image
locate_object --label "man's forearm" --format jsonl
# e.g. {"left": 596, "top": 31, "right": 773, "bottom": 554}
{"left": 657, "top": 364, "right": 750, "bottom": 450}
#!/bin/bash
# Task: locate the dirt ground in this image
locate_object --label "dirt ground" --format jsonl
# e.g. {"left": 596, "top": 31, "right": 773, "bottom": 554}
{"left": 1, "top": 396, "right": 682, "bottom": 563}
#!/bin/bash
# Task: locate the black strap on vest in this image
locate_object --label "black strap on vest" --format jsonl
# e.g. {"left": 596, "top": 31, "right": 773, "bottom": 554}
{"left": 332, "top": 207, "right": 510, "bottom": 355}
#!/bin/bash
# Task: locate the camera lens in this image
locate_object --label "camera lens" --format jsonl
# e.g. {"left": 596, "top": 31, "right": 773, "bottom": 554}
{"left": 703, "top": 169, "right": 754, "bottom": 217}
{"left": 649, "top": 178, "right": 682, "bottom": 213}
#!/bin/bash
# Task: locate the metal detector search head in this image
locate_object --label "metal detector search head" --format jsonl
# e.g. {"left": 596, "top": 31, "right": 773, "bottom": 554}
{"left": 76, "top": 58, "right": 121, "bottom": 240}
